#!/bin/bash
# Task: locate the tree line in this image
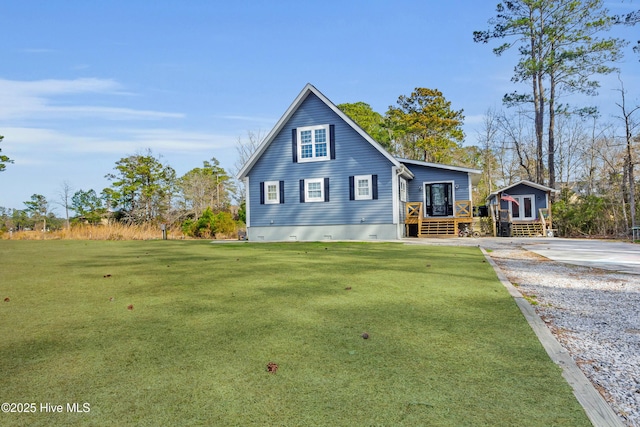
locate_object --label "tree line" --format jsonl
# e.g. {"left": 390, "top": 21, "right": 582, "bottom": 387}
{"left": 338, "top": 0, "right": 640, "bottom": 238}
{"left": 0, "top": 150, "right": 241, "bottom": 239}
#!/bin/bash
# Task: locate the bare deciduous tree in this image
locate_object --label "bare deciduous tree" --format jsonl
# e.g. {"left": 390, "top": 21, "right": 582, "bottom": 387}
{"left": 615, "top": 76, "right": 640, "bottom": 230}
{"left": 56, "top": 181, "right": 74, "bottom": 229}
{"left": 233, "top": 130, "right": 265, "bottom": 203}
{"left": 496, "top": 109, "right": 537, "bottom": 183}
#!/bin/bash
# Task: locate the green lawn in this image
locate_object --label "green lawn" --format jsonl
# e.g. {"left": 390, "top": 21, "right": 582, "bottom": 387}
{"left": 0, "top": 240, "right": 590, "bottom": 426}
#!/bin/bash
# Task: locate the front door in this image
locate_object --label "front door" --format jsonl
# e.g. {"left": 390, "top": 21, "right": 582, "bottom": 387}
{"left": 425, "top": 183, "right": 453, "bottom": 216}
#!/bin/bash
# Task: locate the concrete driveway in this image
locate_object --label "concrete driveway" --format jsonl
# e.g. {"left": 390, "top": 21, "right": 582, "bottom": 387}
{"left": 404, "top": 237, "right": 640, "bottom": 275}
{"left": 521, "top": 238, "right": 640, "bottom": 275}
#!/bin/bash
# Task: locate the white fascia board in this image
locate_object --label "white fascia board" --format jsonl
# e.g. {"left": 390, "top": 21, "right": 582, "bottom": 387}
{"left": 488, "top": 179, "right": 560, "bottom": 197}
{"left": 398, "top": 158, "right": 482, "bottom": 175}
{"left": 398, "top": 158, "right": 480, "bottom": 185}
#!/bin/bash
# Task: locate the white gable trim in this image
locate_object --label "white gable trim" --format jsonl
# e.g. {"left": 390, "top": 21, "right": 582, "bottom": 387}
{"left": 488, "top": 179, "right": 559, "bottom": 198}
{"left": 237, "top": 83, "right": 406, "bottom": 179}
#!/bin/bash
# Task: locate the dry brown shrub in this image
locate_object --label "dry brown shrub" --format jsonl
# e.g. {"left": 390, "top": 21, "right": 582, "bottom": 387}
{"left": 2, "top": 221, "right": 245, "bottom": 240}
{"left": 3, "top": 223, "right": 183, "bottom": 240}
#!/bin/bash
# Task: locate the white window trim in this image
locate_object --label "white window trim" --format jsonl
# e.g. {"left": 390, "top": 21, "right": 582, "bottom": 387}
{"left": 509, "top": 194, "right": 536, "bottom": 220}
{"left": 264, "top": 181, "right": 280, "bottom": 204}
{"left": 399, "top": 177, "right": 407, "bottom": 203}
{"left": 297, "top": 124, "right": 330, "bottom": 163}
{"left": 354, "top": 174, "right": 373, "bottom": 200}
{"left": 305, "top": 178, "right": 324, "bottom": 202}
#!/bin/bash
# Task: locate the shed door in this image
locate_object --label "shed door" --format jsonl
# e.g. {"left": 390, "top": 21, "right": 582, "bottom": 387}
{"left": 510, "top": 195, "right": 535, "bottom": 220}
{"left": 425, "top": 183, "right": 453, "bottom": 217}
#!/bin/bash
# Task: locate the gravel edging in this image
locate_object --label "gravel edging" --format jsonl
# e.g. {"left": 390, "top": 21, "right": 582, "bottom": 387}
{"left": 486, "top": 247, "right": 640, "bottom": 427}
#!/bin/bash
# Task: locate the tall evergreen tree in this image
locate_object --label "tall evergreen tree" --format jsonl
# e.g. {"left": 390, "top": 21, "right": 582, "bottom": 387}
{"left": 71, "top": 189, "right": 107, "bottom": 225}
{"left": 24, "top": 194, "right": 49, "bottom": 232}
{"left": 337, "top": 102, "right": 392, "bottom": 150}
{"left": 474, "top": 0, "right": 624, "bottom": 188}
{"left": 0, "top": 135, "right": 13, "bottom": 172}
{"left": 105, "top": 149, "right": 176, "bottom": 223}
{"left": 386, "top": 88, "right": 465, "bottom": 163}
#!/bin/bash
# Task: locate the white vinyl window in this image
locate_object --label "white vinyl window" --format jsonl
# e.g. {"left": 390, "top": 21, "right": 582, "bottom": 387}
{"left": 265, "top": 181, "right": 279, "bottom": 204}
{"left": 298, "top": 125, "right": 330, "bottom": 162}
{"left": 354, "top": 175, "right": 372, "bottom": 200}
{"left": 305, "top": 178, "right": 324, "bottom": 202}
{"left": 399, "top": 178, "right": 407, "bottom": 202}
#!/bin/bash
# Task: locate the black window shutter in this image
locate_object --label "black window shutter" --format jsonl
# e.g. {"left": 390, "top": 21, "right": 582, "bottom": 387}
{"left": 324, "top": 178, "right": 330, "bottom": 202}
{"left": 279, "top": 180, "right": 285, "bottom": 204}
{"left": 292, "top": 128, "right": 298, "bottom": 163}
{"left": 259, "top": 182, "right": 265, "bottom": 204}
{"left": 299, "top": 179, "right": 305, "bottom": 203}
{"left": 329, "top": 125, "right": 336, "bottom": 159}
{"left": 372, "top": 175, "right": 378, "bottom": 200}
{"left": 349, "top": 176, "right": 355, "bottom": 200}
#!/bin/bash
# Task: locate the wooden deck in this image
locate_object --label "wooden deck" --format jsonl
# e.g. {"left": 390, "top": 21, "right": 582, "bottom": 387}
{"left": 491, "top": 207, "right": 554, "bottom": 237}
{"left": 405, "top": 203, "right": 554, "bottom": 238}
{"left": 405, "top": 201, "right": 473, "bottom": 237}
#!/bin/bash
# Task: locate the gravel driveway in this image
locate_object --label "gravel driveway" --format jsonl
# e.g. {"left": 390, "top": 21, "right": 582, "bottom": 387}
{"left": 405, "top": 237, "right": 640, "bottom": 427}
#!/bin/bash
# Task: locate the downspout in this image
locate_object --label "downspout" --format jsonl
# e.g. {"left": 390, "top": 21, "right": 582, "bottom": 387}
{"left": 392, "top": 166, "right": 399, "bottom": 228}
{"left": 468, "top": 174, "right": 473, "bottom": 213}
{"left": 244, "top": 177, "right": 250, "bottom": 229}
{"left": 392, "top": 165, "right": 406, "bottom": 239}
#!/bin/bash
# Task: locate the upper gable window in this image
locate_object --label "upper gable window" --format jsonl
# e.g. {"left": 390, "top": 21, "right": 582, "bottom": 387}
{"left": 299, "top": 125, "right": 329, "bottom": 161}
{"left": 294, "top": 124, "right": 333, "bottom": 163}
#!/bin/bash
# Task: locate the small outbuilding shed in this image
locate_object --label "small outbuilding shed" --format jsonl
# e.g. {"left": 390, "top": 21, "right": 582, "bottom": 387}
{"left": 487, "top": 180, "right": 559, "bottom": 237}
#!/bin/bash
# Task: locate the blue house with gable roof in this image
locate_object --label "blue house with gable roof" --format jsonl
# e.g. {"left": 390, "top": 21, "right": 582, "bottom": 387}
{"left": 237, "top": 84, "right": 481, "bottom": 241}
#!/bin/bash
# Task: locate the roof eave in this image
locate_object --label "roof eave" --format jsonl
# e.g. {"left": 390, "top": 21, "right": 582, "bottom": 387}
{"left": 488, "top": 180, "right": 560, "bottom": 197}
{"left": 397, "top": 158, "right": 482, "bottom": 181}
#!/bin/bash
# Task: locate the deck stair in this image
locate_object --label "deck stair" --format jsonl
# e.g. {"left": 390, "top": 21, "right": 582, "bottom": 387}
{"left": 405, "top": 201, "right": 472, "bottom": 237}
{"left": 511, "top": 222, "right": 544, "bottom": 237}
{"left": 421, "top": 220, "right": 456, "bottom": 236}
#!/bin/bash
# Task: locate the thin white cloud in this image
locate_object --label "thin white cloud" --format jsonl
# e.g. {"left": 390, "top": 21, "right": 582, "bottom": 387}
{"left": 214, "top": 114, "right": 276, "bottom": 123}
{"left": 125, "top": 128, "right": 237, "bottom": 152}
{"left": 2, "top": 126, "right": 235, "bottom": 156}
{"left": 0, "top": 77, "right": 120, "bottom": 95}
{"left": 34, "top": 106, "right": 182, "bottom": 120}
{"left": 0, "top": 77, "right": 183, "bottom": 121}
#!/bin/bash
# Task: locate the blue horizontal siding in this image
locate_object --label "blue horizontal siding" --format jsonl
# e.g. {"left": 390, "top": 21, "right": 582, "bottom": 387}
{"left": 496, "top": 184, "right": 548, "bottom": 214}
{"left": 404, "top": 164, "right": 471, "bottom": 203}
{"left": 249, "top": 93, "right": 396, "bottom": 227}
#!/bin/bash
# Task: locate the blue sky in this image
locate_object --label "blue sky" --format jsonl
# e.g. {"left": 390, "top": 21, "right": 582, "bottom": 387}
{"left": 1, "top": 0, "right": 638, "bottom": 211}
